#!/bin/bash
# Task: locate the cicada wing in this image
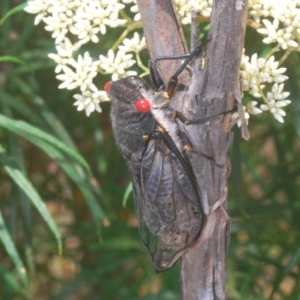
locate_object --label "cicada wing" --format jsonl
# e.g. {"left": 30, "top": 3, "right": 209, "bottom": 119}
{"left": 140, "top": 136, "right": 203, "bottom": 271}
{"left": 130, "top": 172, "right": 158, "bottom": 260}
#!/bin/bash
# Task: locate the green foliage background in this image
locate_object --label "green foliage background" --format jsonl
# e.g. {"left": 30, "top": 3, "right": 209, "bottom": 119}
{"left": 0, "top": 1, "right": 300, "bottom": 299}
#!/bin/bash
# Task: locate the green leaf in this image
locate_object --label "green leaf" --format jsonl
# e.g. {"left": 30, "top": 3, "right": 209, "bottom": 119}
{"left": 10, "top": 77, "right": 76, "bottom": 148}
{"left": 0, "top": 3, "right": 26, "bottom": 25}
{"left": 0, "top": 144, "right": 62, "bottom": 254}
{"left": 122, "top": 182, "right": 133, "bottom": 207}
{"left": 0, "top": 55, "right": 25, "bottom": 65}
{"left": 0, "top": 262, "right": 25, "bottom": 295}
{"left": 0, "top": 209, "right": 29, "bottom": 290}
{"left": 0, "top": 114, "right": 90, "bottom": 172}
{"left": 0, "top": 114, "right": 105, "bottom": 236}
{"left": 22, "top": 135, "right": 105, "bottom": 231}
{"left": 270, "top": 246, "right": 300, "bottom": 297}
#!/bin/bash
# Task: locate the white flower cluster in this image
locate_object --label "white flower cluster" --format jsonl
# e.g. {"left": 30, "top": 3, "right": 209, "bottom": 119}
{"left": 250, "top": 0, "right": 300, "bottom": 50}
{"left": 48, "top": 41, "right": 110, "bottom": 116}
{"left": 24, "top": 0, "right": 293, "bottom": 123}
{"left": 98, "top": 33, "right": 145, "bottom": 80}
{"left": 25, "top": 0, "right": 145, "bottom": 116}
{"left": 239, "top": 53, "right": 291, "bottom": 123}
{"left": 174, "top": 0, "right": 212, "bottom": 25}
{"left": 25, "top": 0, "right": 127, "bottom": 44}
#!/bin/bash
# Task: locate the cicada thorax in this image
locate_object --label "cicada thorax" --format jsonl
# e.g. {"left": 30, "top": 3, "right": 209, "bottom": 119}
{"left": 106, "top": 76, "right": 204, "bottom": 271}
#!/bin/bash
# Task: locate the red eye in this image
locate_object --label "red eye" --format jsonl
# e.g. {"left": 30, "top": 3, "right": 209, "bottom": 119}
{"left": 134, "top": 98, "right": 151, "bottom": 113}
{"left": 104, "top": 81, "right": 111, "bottom": 93}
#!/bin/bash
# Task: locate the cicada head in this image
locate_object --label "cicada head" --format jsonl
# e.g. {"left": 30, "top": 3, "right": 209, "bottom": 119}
{"left": 105, "top": 76, "right": 151, "bottom": 110}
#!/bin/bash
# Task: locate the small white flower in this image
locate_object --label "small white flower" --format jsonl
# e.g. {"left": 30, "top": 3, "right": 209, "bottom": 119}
{"left": 48, "top": 38, "right": 82, "bottom": 73}
{"left": 241, "top": 52, "right": 291, "bottom": 123}
{"left": 24, "top": 0, "right": 53, "bottom": 25}
{"left": 56, "top": 52, "right": 98, "bottom": 91}
{"left": 118, "top": 33, "right": 146, "bottom": 53}
{"left": 246, "top": 101, "right": 263, "bottom": 115}
{"left": 257, "top": 19, "right": 279, "bottom": 42}
{"left": 43, "top": 11, "right": 70, "bottom": 44}
{"left": 71, "top": 16, "right": 101, "bottom": 44}
{"left": 69, "top": 2, "right": 126, "bottom": 44}
{"left": 73, "top": 86, "right": 110, "bottom": 117}
{"left": 98, "top": 49, "right": 136, "bottom": 80}
{"left": 255, "top": 6, "right": 300, "bottom": 50}
{"left": 249, "top": 0, "right": 274, "bottom": 23}
{"left": 240, "top": 54, "right": 288, "bottom": 98}
{"left": 260, "top": 83, "right": 291, "bottom": 123}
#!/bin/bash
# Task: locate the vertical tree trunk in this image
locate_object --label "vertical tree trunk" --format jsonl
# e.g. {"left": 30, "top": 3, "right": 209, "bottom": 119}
{"left": 137, "top": 0, "right": 248, "bottom": 299}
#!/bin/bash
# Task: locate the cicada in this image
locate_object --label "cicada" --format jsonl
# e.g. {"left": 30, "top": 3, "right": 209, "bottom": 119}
{"left": 105, "top": 73, "right": 203, "bottom": 271}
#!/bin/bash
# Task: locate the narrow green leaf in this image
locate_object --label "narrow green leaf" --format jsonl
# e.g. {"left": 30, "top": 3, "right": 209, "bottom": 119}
{"left": 122, "top": 182, "right": 133, "bottom": 207}
{"left": 0, "top": 116, "right": 104, "bottom": 237}
{"left": 11, "top": 77, "right": 76, "bottom": 148}
{"left": 0, "top": 210, "right": 29, "bottom": 290}
{"left": 270, "top": 246, "right": 300, "bottom": 297}
{"left": 0, "top": 144, "right": 62, "bottom": 254}
{"left": 0, "top": 262, "right": 25, "bottom": 295}
{"left": 0, "top": 91, "right": 44, "bottom": 125}
{"left": 20, "top": 134, "right": 105, "bottom": 233}
{"left": 0, "top": 114, "right": 90, "bottom": 172}
{"left": 0, "top": 56, "right": 25, "bottom": 65}
{"left": 0, "top": 3, "right": 26, "bottom": 25}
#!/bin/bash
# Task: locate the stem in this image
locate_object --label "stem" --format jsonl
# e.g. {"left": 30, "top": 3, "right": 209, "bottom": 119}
{"left": 279, "top": 48, "right": 292, "bottom": 65}
{"left": 111, "top": 21, "right": 143, "bottom": 52}
{"left": 135, "top": 52, "right": 148, "bottom": 74}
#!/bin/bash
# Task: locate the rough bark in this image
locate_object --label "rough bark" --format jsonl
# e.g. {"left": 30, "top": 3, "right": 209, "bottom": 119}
{"left": 180, "top": 2, "right": 248, "bottom": 299}
{"left": 137, "top": 0, "right": 189, "bottom": 87}
{"left": 136, "top": 0, "right": 248, "bottom": 299}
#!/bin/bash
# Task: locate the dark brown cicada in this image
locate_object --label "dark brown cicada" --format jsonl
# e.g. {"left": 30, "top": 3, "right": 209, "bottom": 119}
{"left": 105, "top": 72, "right": 203, "bottom": 271}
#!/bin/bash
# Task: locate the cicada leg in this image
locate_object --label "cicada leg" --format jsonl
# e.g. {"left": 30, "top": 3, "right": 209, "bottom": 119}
{"left": 149, "top": 45, "right": 205, "bottom": 96}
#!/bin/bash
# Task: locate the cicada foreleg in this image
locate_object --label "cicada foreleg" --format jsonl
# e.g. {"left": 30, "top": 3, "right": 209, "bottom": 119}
{"left": 149, "top": 45, "right": 204, "bottom": 97}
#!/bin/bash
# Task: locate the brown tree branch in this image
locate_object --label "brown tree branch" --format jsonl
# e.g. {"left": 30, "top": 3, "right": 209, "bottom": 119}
{"left": 180, "top": 2, "right": 247, "bottom": 298}
{"left": 136, "top": 0, "right": 248, "bottom": 299}
{"left": 137, "top": 0, "right": 188, "bottom": 86}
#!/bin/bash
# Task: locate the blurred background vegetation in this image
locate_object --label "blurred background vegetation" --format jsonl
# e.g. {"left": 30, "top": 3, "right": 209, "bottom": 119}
{"left": 0, "top": 1, "right": 300, "bottom": 299}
